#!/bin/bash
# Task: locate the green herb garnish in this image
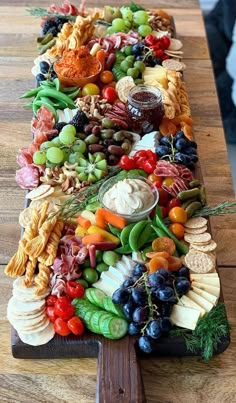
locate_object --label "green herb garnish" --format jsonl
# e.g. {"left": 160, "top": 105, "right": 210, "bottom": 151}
{"left": 193, "top": 201, "right": 236, "bottom": 217}
{"left": 26, "top": 7, "right": 76, "bottom": 21}
{"left": 170, "top": 303, "right": 231, "bottom": 360}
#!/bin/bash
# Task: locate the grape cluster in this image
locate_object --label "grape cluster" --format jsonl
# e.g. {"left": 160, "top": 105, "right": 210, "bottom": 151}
{"left": 36, "top": 61, "right": 57, "bottom": 83}
{"left": 156, "top": 131, "right": 198, "bottom": 169}
{"left": 112, "top": 264, "right": 190, "bottom": 353}
{"left": 107, "top": 9, "right": 152, "bottom": 37}
{"left": 42, "top": 17, "right": 67, "bottom": 36}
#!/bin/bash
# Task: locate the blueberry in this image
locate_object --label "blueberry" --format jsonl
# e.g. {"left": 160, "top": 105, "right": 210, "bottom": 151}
{"left": 133, "top": 263, "right": 147, "bottom": 277}
{"left": 128, "top": 322, "right": 141, "bottom": 335}
{"left": 146, "top": 319, "right": 162, "bottom": 339}
{"left": 156, "top": 286, "right": 174, "bottom": 302}
{"left": 138, "top": 335, "right": 155, "bottom": 353}
{"left": 156, "top": 145, "right": 170, "bottom": 158}
{"left": 112, "top": 288, "right": 130, "bottom": 304}
{"left": 160, "top": 317, "right": 172, "bottom": 333}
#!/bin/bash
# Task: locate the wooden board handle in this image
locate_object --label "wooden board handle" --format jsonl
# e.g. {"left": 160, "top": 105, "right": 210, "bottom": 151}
{"left": 96, "top": 336, "right": 146, "bottom": 403}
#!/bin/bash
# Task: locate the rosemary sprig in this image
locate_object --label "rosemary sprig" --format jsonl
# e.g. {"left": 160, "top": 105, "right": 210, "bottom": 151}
{"left": 170, "top": 303, "right": 231, "bottom": 360}
{"left": 26, "top": 7, "right": 77, "bottom": 21}
{"left": 193, "top": 201, "right": 236, "bottom": 217}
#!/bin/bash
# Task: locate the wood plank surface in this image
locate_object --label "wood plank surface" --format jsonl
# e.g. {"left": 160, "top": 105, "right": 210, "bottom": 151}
{"left": 1, "top": 1, "right": 236, "bottom": 402}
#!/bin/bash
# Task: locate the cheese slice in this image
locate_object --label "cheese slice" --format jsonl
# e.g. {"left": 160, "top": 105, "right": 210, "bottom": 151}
{"left": 191, "top": 286, "right": 218, "bottom": 305}
{"left": 170, "top": 305, "right": 201, "bottom": 330}
{"left": 109, "top": 266, "right": 129, "bottom": 282}
{"left": 121, "top": 256, "right": 136, "bottom": 272}
{"left": 190, "top": 274, "right": 220, "bottom": 287}
{"left": 100, "top": 271, "right": 124, "bottom": 287}
{"left": 186, "top": 290, "right": 214, "bottom": 312}
{"left": 93, "top": 279, "right": 118, "bottom": 297}
{"left": 193, "top": 282, "right": 220, "bottom": 297}
{"left": 177, "top": 295, "right": 206, "bottom": 317}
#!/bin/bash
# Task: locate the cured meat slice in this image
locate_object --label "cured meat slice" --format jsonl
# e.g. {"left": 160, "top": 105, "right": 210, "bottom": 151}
{"left": 16, "top": 149, "right": 33, "bottom": 167}
{"left": 15, "top": 165, "right": 40, "bottom": 190}
{"left": 154, "top": 161, "right": 179, "bottom": 177}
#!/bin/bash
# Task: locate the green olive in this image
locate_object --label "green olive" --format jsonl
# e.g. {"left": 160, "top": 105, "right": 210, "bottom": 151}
{"left": 113, "top": 131, "right": 126, "bottom": 142}
{"left": 84, "top": 134, "right": 99, "bottom": 144}
{"left": 121, "top": 142, "right": 132, "bottom": 153}
{"left": 77, "top": 132, "right": 86, "bottom": 140}
{"left": 100, "top": 129, "right": 114, "bottom": 139}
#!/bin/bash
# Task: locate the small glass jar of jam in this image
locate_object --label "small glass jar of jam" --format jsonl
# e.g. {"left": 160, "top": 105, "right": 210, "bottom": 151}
{"left": 126, "top": 86, "right": 164, "bottom": 135}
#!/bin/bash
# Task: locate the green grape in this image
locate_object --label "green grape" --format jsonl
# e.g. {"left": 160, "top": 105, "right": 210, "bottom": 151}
{"left": 33, "top": 151, "right": 47, "bottom": 165}
{"left": 133, "top": 10, "right": 148, "bottom": 25}
{"left": 63, "top": 149, "right": 70, "bottom": 162}
{"left": 126, "top": 55, "right": 135, "bottom": 63}
{"left": 68, "top": 152, "right": 84, "bottom": 164}
{"left": 46, "top": 147, "right": 64, "bottom": 164}
{"left": 59, "top": 130, "right": 76, "bottom": 145}
{"left": 138, "top": 24, "right": 152, "bottom": 37}
{"left": 112, "top": 18, "right": 126, "bottom": 32}
{"left": 72, "top": 139, "right": 86, "bottom": 154}
{"left": 61, "top": 124, "right": 76, "bottom": 136}
{"left": 123, "top": 45, "right": 133, "bottom": 56}
{"left": 134, "top": 60, "right": 145, "bottom": 73}
{"left": 120, "top": 7, "right": 133, "bottom": 21}
{"left": 124, "top": 19, "right": 132, "bottom": 29}
{"left": 40, "top": 141, "right": 53, "bottom": 150}
{"left": 51, "top": 136, "right": 62, "bottom": 146}
{"left": 107, "top": 26, "right": 116, "bottom": 35}
{"left": 120, "top": 59, "right": 134, "bottom": 73}
{"left": 127, "top": 67, "right": 139, "bottom": 79}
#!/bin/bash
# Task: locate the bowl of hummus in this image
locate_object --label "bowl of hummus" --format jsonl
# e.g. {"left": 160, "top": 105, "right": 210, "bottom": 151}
{"left": 98, "top": 175, "right": 159, "bottom": 222}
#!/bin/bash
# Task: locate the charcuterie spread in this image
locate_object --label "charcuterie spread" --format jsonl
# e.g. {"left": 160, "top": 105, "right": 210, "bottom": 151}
{"left": 6, "top": 0, "right": 232, "bottom": 360}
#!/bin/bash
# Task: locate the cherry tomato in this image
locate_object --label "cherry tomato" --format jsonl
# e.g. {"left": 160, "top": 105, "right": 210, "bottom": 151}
{"left": 162, "top": 177, "right": 175, "bottom": 187}
{"left": 46, "top": 306, "right": 57, "bottom": 323}
{"left": 54, "top": 317, "right": 71, "bottom": 336}
{"left": 168, "top": 223, "right": 185, "bottom": 240}
{"left": 154, "top": 179, "right": 163, "bottom": 188}
{"left": 133, "top": 150, "right": 147, "bottom": 161}
{"left": 100, "top": 70, "right": 114, "bottom": 84}
{"left": 101, "top": 86, "right": 117, "bottom": 103}
{"left": 168, "top": 207, "right": 188, "bottom": 224}
{"left": 141, "top": 160, "right": 156, "bottom": 173}
{"left": 157, "top": 188, "right": 169, "bottom": 206}
{"left": 119, "top": 155, "right": 137, "bottom": 170}
{"left": 148, "top": 173, "right": 162, "bottom": 183}
{"left": 66, "top": 281, "right": 85, "bottom": 299}
{"left": 46, "top": 295, "right": 58, "bottom": 306}
{"left": 54, "top": 296, "right": 75, "bottom": 321}
{"left": 167, "top": 198, "right": 181, "bottom": 213}
{"left": 67, "top": 316, "right": 85, "bottom": 336}
{"left": 160, "top": 206, "right": 167, "bottom": 218}
{"left": 81, "top": 83, "right": 100, "bottom": 96}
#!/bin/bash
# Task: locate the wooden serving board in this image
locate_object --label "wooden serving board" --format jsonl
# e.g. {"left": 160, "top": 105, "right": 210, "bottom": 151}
{"left": 10, "top": 12, "right": 230, "bottom": 403}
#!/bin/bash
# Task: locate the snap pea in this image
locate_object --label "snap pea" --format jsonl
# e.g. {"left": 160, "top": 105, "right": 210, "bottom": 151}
{"left": 185, "top": 201, "right": 202, "bottom": 218}
{"left": 120, "top": 222, "right": 136, "bottom": 246}
{"left": 37, "top": 88, "right": 75, "bottom": 108}
{"left": 53, "top": 78, "right": 61, "bottom": 92}
{"left": 137, "top": 222, "right": 155, "bottom": 249}
{"left": 20, "top": 86, "right": 41, "bottom": 99}
{"left": 67, "top": 88, "right": 81, "bottom": 99}
{"left": 40, "top": 80, "right": 55, "bottom": 88}
{"left": 129, "top": 220, "right": 148, "bottom": 252}
{"left": 24, "top": 102, "right": 33, "bottom": 108}
{"left": 32, "top": 101, "right": 40, "bottom": 117}
{"left": 62, "top": 85, "right": 80, "bottom": 93}
{"left": 107, "top": 224, "right": 122, "bottom": 237}
{"left": 178, "top": 188, "right": 200, "bottom": 201}
{"left": 114, "top": 244, "right": 133, "bottom": 254}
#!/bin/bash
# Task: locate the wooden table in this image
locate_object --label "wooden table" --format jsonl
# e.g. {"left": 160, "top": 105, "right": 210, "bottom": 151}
{"left": 1, "top": 1, "right": 236, "bottom": 402}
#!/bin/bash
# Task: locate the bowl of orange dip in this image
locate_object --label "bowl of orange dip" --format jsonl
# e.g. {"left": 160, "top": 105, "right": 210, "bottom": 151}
{"left": 54, "top": 47, "right": 102, "bottom": 87}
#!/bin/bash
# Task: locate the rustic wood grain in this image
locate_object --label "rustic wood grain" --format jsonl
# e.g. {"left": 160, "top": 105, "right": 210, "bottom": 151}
{"left": 1, "top": 1, "right": 236, "bottom": 402}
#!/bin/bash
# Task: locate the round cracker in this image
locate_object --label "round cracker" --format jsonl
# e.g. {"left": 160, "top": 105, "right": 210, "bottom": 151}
{"left": 8, "top": 310, "right": 47, "bottom": 331}
{"left": 19, "top": 207, "right": 32, "bottom": 228}
{"left": 8, "top": 307, "right": 46, "bottom": 321}
{"left": 185, "top": 250, "right": 215, "bottom": 273}
{"left": 8, "top": 296, "right": 45, "bottom": 315}
{"left": 26, "top": 184, "right": 51, "bottom": 200}
{"left": 18, "top": 317, "right": 50, "bottom": 334}
{"left": 31, "top": 187, "right": 55, "bottom": 201}
{"left": 184, "top": 232, "right": 211, "bottom": 244}
{"left": 184, "top": 225, "right": 207, "bottom": 235}
{"left": 115, "top": 76, "right": 135, "bottom": 103}
{"left": 162, "top": 59, "right": 186, "bottom": 71}
{"left": 168, "top": 38, "right": 183, "bottom": 51}
{"left": 13, "top": 276, "right": 50, "bottom": 296}
{"left": 184, "top": 217, "right": 207, "bottom": 229}
{"left": 18, "top": 321, "right": 55, "bottom": 346}
{"left": 13, "top": 288, "right": 49, "bottom": 302}
{"left": 191, "top": 240, "right": 217, "bottom": 252}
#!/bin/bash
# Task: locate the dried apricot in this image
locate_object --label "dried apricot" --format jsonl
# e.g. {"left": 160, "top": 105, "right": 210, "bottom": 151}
{"left": 159, "top": 118, "right": 177, "bottom": 136}
{"left": 146, "top": 251, "right": 170, "bottom": 259}
{"left": 149, "top": 256, "right": 169, "bottom": 273}
{"left": 182, "top": 124, "right": 193, "bottom": 141}
{"left": 172, "top": 114, "right": 193, "bottom": 126}
{"left": 167, "top": 256, "right": 182, "bottom": 271}
{"left": 152, "top": 237, "right": 176, "bottom": 255}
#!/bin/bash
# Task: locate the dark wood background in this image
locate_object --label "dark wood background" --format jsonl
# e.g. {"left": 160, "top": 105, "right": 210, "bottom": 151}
{"left": 1, "top": 1, "right": 236, "bottom": 402}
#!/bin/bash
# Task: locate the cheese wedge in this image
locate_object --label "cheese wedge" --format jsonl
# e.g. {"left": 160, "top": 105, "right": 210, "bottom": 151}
{"left": 193, "top": 282, "right": 220, "bottom": 297}
{"left": 170, "top": 305, "right": 201, "bottom": 330}
{"left": 177, "top": 295, "right": 206, "bottom": 317}
{"left": 190, "top": 274, "right": 220, "bottom": 287}
{"left": 191, "top": 286, "right": 218, "bottom": 305}
{"left": 187, "top": 290, "right": 214, "bottom": 312}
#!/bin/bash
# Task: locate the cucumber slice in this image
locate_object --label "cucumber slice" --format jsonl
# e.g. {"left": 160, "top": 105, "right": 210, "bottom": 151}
{"left": 83, "top": 309, "right": 99, "bottom": 325}
{"left": 88, "top": 311, "right": 112, "bottom": 334}
{"left": 102, "top": 296, "right": 125, "bottom": 319}
{"left": 100, "top": 316, "right": 128, "bottom": 339}
{"left": 75, "top": 304, "right": 97, "bottom": 319}
{"left": 85, "top": 288, "right": 106, "bottom": 309}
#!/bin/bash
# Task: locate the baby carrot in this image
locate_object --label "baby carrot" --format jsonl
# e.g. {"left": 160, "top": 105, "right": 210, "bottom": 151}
{"left": 95, "top": 208, "right": 107, "bottom": 229}
{"left": 96, "top": 49, "right": 107, "bottom": 71}
{"left": 82, "top": 233, "right": 104, "bottom": 245}
{"left": 77, "top": 215, "right": 91, "bottom": 230}
{"left": 96, "top": 207, "right": 127, "bottom": 230}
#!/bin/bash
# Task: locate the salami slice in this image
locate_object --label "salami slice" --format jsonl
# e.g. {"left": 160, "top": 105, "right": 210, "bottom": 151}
{"left": 16, "top": 148, "right": 33, "bottom": 167}
{"left": 15, "top": 165, "right": 39, "bottom": 190}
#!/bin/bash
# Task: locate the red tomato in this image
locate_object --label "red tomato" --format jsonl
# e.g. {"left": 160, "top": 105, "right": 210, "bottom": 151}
{"left": 101, "top": 86, "right": 117, "bottom": 103}
{"left": 100, "top": 70, "right": 114, "bottom": 84}
{"left": 54, "top": 296, "right": 74, "bottom": 321}
{"left": 54, "top": 317, "right": 71, "bottom": 336}
{"left": 66, "top": 281, "right": 85, "bottom": 299}
{"left": 157, "top": 188, "right": 169, "bottom": 206}
{"left": 168, "top": 223, "right": 185, "bottom": 240}
{"left": 46, "top": 295, "right": 58, "bottom": 306}
{"left": 167, "top": 198, "right": 181, "bottom": 213}
{"left": 119, "top": 155, "right": 137, "bottom": 170}
{"left": 148, "top": 173, "right": 162, "bottom": 183}
{"left": 168, "top": 207, "right": 188, "bottom": 224}
{"left": 67, "top": 316, "right": 85, "bottom": 336}
{"left": 46, "top": 306, "right": 57, "bottom": 323}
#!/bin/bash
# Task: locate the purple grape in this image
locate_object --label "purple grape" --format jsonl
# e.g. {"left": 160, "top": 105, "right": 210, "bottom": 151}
{"left": 177, "top": 266, "right": 190, "bottom": 278}
{"left": 175, "top": 277, "right": 190, "bottom": 295}
{"left": 156, "top": 269, "right": 170, "bottom": 280}
{"left": 131, "top": 288, "right": 147, "bottom": 306}
{"left": 160, "top": 302, "right": 172, "bottom": 317}
{"left": 122, "top": 278, "right": 134, "bottom": 288}
{"left": 133, "top": 306, "right": 149, "bottom": 324}
{"left": 156, "top": 286, "right": 174, "bottom": 302}
{"left": 148, "top": 272, "right": 165, "bottom": 288}
{"left": 146, "top": 320, "right": 162, "bottom": 339}
{"left": 138, "top": 335, "right": 155, "bottom": 353}
{"left": 128, "top": 322, "right": 141, "bottom": 336}
{"left": 160, "top": 317, "right": 172, "bottom": 333}
{"left": 123, "top": 300, "right": 135, "bottom": 321}
{"left": 132, "top": 263, "right": 147, "bottom": 277}
{"left": 112, "top": 288, "right": 130, "bottom": 304}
